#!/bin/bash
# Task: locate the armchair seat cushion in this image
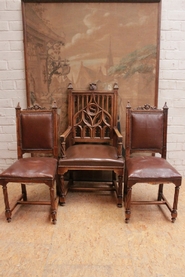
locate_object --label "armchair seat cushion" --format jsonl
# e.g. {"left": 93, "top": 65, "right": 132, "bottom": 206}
{"left": 59, "top": 144, "right": 124, "bottom": 167}
{"left": 0, "top": 157, "right": 57, "bottom": 180}
{"left": 126, "top": 156, "right": 181, "bottom": 180}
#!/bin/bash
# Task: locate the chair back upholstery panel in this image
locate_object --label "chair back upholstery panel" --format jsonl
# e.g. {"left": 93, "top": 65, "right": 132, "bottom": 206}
{"left": 21, "top": 113, "right": 54, "bottom": 150}
{"left": 125, "top": 103, "right": 168, "bottom": 158}
{"left": 16, "top": 104, "right": 58, "bottom": 158}
{"left": 131, "top": 112, "right": 164, "bottom": 150}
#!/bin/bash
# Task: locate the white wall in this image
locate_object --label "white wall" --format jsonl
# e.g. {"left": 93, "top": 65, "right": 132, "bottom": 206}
{"left": 0, "top": 0, "right": 185, "bottom": 176}
{"left": 0, "top": 0, "right": 26, "bottom": 172}
{"left": 158, "top": 0, "right": 185, "bottom": 176}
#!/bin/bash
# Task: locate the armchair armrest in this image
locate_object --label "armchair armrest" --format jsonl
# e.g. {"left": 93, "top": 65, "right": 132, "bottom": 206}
{"left": 60, "top": 126, "right": 72, "bottom": 158}
{"left": 113, "top": 126, "right": 123, "bottom": 158}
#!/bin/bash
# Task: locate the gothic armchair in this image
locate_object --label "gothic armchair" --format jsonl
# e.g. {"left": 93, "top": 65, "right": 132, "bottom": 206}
{"left": 58, "top": 83, "right": 124, "bottom": 207}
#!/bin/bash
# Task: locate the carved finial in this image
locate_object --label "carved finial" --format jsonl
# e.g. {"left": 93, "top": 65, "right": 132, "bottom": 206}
{"left": 52, "top": 100, "right": 57, "bottom": 109}
{"left": 27, "top": 103, "right": 45, "bottom": 110}
{"left": 113, "top": 83, "right": 119, "bottom": 89}
{"left": 163, "top": 102, "right": 168, "bottom": 110}
{"left": 126, "top": 101, "right": 131, "bottom": 109}
{"left": 89, "top": 83, "right": 97, "bottom": 91}
{"left": 16, "top": 102, "right": 21, "bottom": 109}
{"left": 68, "top": 83, "right": 73, "bottom": 89}
{"left": 137, "top": 104, "right": 156, "bottom": 110}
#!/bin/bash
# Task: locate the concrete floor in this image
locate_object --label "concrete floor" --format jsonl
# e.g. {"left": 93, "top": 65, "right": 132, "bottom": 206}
{"left": 0, "top": 179, "right": 184, "bottom": 277}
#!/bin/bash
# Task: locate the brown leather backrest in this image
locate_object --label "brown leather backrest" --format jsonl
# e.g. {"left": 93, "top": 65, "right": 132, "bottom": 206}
{"left": 16, "top": 103, "right": 58, "bottom": 158}
{"left": 21, "top": 112, "right": 54, "bottom": 150}
{"left": 125, "top": 103, "right": 168, "bottom": 158}
{"left": 131, "top": 112, "right": 164, "bottom": 149}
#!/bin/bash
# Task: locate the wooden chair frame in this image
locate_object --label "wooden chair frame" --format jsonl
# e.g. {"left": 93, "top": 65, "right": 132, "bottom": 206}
{"left": 0, "top": 102, "right": 59, "bottom": 224}
{"left": 58, "top": 83, "right": 124, "bottom": 207}
{"left": 124, "top": 102, "right": 182, "bottom": 223}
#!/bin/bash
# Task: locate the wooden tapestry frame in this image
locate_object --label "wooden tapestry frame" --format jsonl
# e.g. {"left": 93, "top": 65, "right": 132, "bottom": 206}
{"left": 21, "top": 0, "right": 161, "bottom": 136}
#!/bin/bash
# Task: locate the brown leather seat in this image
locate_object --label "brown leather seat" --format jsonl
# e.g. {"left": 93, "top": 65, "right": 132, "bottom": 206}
{"left": 0, "top": 103, "right": 59, "bottom": 224}
{"left": 59, "top": 144, "right": 123, "bottom": 166}
{"left": 126, "top": 156, "right": 180, "bottom": 180}
{"left": 124, "top": 102, "right": 182, "bottom": 223}
{"left": 1, "top": 157, "right": 57, "bottom": 179}
{"left": 58, "top": 83, "right": 124, "bottom": 207}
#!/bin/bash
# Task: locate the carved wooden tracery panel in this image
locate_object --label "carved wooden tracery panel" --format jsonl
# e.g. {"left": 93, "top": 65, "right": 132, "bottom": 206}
{"left": 73, "top": 93, "right": 112, "bottom": 139}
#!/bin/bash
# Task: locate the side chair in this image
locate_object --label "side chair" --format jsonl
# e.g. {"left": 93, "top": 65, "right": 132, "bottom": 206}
{"left": 0, "top": 102, "right": 59, "bottom": 224}
{"left": 124, "top": 102, "right": 182, "bottom": 223}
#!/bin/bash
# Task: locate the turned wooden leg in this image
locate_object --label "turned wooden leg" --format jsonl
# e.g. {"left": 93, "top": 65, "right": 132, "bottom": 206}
{"left": 112, "top": 171, "right": 116, "bottom": 187}
{"left": 50, "top": 185, "right": 57, "bottom": 224}
{"left": 157, "top": 183, "right": 163, "bottom": 201}
{"left": 59, "top": 175, "right": 66, "bottom": 206}
{"left": 21, "top": 183, "right": 27, "bottom": 201}
{"left": 2, "top": 185, "right": 12, "bottom": 222}
{"left": 125, "top": 186, "right": 132, "bottom": 223}
{"left": 171, "top": 185, "right": 180, "bottom": 223}
{"left": 123, "top": 169, "right": 128, "bottom": 202}
{"left": 117, "top": 175, "right": 123, "bottom": 208}
{"left": 56, "top": 174, "right": 61, "bottom": 196}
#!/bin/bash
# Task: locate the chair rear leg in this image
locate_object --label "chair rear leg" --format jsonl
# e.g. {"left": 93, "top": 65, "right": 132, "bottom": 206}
{"left": 123, "top": 169, "right": 128, "bottom": 202}
{"left": 56, "top": 174, "right": 61, "bottom": 196}
{"left": 2, "top": 184, "right": 12, "bottom": 222}
{"left": 112, "top": 171, "right": 116, "bottom": 186}
{"left": 68, "top": 171, "right": 74, "bottom": 188}
{"left": 50, "top": 185, "right": 57, "bottom": 224}
{"left": 21, "top": 183, "right": 27, "bottom": 201}
{"left": 157, "top": 183, "right": 163, "bottom": 201}
{"left": 117, "top": 174, "right": 123, "bottom": 208}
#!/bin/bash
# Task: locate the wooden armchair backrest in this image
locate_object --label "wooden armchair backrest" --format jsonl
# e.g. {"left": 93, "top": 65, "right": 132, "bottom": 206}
{"left": 67, "top": 83, "right": 119, "bottom": 145}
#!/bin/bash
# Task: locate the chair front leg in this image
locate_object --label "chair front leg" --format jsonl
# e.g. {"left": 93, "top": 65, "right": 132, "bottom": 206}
{"left": 125, "top": 185, "right": 132, "bottom": 223}
{"left": 2, "top": 184, "right": 12, "bottom": 222}
{"left": 59, "top": 174, "right": 66, "bottom": 206}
